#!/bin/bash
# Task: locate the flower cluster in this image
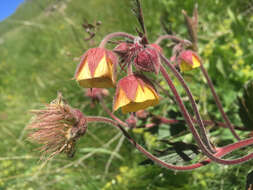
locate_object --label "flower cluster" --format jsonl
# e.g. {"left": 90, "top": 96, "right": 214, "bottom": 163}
{"left": 26, "top": 1, "right": 253, "bottom": 174}
{"left": 74, "top": 33, "right": 202, "bottom": 114}
{"left": 74, "top": 41, "right": 163, "bottom": 113}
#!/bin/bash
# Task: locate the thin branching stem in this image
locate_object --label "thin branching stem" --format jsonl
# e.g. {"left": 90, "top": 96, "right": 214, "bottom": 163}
{"left": 99, "top": 32, "right": 136, "bottom": 48}
{"left": 133, "top": 0, "right": 147, "bottom": 35}
{"left": 159, "top": 64, "right": 253, "bottom": 165}
{"left": 155, "top": 32, "right": 241, "bottom": 141}
{"left": 199, "top": 62, "right": 241, "bottom": 140}
{"left": 159, "top": 54, "right": 214, "bottom": 153}
{"left": 154, "top": 35, "right": 192, "bottom": 46}
{"left": 180, "top": 7, "right": 241, "bottom": 141}
{"left": 86, "top": 116, "right": 253, "bottom": 169}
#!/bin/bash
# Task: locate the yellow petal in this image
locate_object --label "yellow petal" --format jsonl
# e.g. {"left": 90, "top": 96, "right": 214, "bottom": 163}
{"left": 78, "top": 77, "right": 115, "bottom": 88}
{"left": 113, "top": 88, "right": 131, "bottom": 112}
{"left": 94, "top": 56, "right": 113, "bottom": 79}
{"left": 179, "top": 56, "right": 200, "bottom": 72}
{"left": 77, "top": 56, "right": 115, "bottom": 88}
{"left": 179, "top": 61, "right": 193, "bottom": 72}
{"left": 135, "top": 85, "right": 158, "bottom": 102}
{"left": 121, "top": 85, "right": 159, "bottom": 113}
{"left": 192, "top": 55, "right": 200, "bottom": 68}
{"left": 77, "top": 60, "right": 91, "bottom": 80}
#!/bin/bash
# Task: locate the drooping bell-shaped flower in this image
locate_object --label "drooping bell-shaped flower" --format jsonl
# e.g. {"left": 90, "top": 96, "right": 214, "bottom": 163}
{"left": 113, "top": 74, "right": 159, "bottom": 114}
{"left": 75, "top": 47, "right": 117, "bottom": 88}
{"left": 178, "top": 50, "right": 201, "bottom": 72}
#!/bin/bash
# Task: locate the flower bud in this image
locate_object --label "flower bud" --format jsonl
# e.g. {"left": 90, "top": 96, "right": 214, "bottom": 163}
{"left": 75, "top": 47, "right": 117, "bottom": 88}
{"left": 150, "top": 44, "right": 163, "bottom": 53}
{"left": 134, "top": 45, "right": 161, "bottom": 74}
{"left": 178, "top": 50, "right": 201, "bottom": 72}
{"left": 113, "top": 42, "right": 131, "bottom": 56}
{"left": 113, "top": 74, "right": 159, "bottom": 114}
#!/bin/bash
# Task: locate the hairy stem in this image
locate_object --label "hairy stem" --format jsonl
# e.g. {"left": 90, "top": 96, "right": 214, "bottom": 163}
{"left": 159, "top": 54, "right": 214, "bottom": 153}
{"left": 200, "top": 63, "right": 241, "bottom": 140}
{"left": 99, "top": 32, "right": 136, "bottom": 48}
{"left": 86, "top": 116, "right": 253, "bottom": 169}
{"left": 159, "top": 64, "right": 253, "bottom": 164}
{"left": 154, "top": 35, "right": 192, "bottom": 46}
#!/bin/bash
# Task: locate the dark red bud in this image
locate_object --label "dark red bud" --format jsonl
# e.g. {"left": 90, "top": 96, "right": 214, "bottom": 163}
{"left": 134, "top": 47, "right": 160, "bottom": 74}
{"left": 149, "top": 44, "right": 163, "bottom": 53}
{"left": 114, "top": 42, "right": 131, "bottom": 55}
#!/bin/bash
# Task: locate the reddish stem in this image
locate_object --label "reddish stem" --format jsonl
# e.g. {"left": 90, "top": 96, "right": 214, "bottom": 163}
{"left": 155, "top": 33, "right": 241, "bottom": 141}
{"left": 159, "top": 54, "right": 214, "bottom": 153}
{"left": 199, "top": 63, "right": 241, "bottom": 140}
{"left": 159, "top": 64, "right": 253, "bottom": 165}
{"left": 154, "top": 35, "right": 192, "bottom": 46}
{"left": 86, "top": 116, "right": 253, "bottom": 170}
{"left": 99, "top": 32, "right": 136, "bottom": 48}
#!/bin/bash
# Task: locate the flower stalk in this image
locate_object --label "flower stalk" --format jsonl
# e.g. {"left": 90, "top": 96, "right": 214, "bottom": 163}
{"left": 86, "top": 116, "right": 253, "bottom": 169}
{"left": 159, "top": 55, "right": 215, "bottom": 153}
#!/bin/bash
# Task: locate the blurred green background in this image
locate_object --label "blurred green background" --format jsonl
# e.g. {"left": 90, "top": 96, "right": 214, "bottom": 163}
{"left": 0, "top": 0, "right": 253, "bottom": 189}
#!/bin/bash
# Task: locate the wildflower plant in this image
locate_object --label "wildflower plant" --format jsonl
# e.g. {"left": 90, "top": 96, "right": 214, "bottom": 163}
{"left": 27, "top": 0, "right": 253, "bottom": 173}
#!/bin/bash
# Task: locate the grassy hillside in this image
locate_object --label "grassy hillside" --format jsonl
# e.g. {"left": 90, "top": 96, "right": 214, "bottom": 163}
{"left": 0, "top": 0, "right": 253, "bottom": 189}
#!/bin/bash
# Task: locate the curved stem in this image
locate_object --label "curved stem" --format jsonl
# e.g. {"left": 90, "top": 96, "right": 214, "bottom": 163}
{"left": 198, "top": 137, "right": 253, "bottom": 166}
{"left": 159, "top": 63, "right": 253, "bottom": 165}
{"left": 155, "top": 36, "right": 240, "bottom": 140}
{"left": 155, "top": 35, "right": 192, "bottom": 46}
{"left": 199, "top": 63, "right": 241, "bottom": 140}
{"left": 86, "top": 116, "right": 204, "bottom": 170}
{"left": 85, "top": 116, "right": 253, "bottom": 170}
{"left": 99, "top": 32, "right": 136, "bottom": 48}
{"left": 159, "top": 54, "right": 214, "bottom": 153}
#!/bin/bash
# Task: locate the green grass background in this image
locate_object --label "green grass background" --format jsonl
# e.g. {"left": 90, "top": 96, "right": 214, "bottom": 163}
{"left": 0, "top": 0, "right": 253, "bottom": 189}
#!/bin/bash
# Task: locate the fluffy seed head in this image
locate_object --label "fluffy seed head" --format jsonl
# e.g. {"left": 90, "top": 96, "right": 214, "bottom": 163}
{"left": 27, "top": 93, "right": 87, "bottom": 160}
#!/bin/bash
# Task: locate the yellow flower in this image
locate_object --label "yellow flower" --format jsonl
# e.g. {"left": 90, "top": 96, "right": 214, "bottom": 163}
{"left": 179, "top": 50, "right": 201, "bottom": 72}
{"left": 75, "top": 47, "right": 117, "bottom": 88}
{"left": 113, "top": 74, "right": 159, "bottom": 114}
